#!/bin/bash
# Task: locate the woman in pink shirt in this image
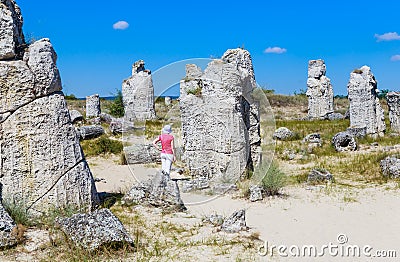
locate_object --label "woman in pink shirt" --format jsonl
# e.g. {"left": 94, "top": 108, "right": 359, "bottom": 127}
{"left": 152, "top": 124, "right": 175, "bottom": 176}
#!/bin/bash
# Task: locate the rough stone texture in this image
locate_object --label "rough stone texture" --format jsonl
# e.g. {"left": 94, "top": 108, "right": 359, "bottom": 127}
{"left": 204, "top": 214, "right": 224, "bottom": 226}
{"left": 122, "top": 60, "right": 156, "bottom": 121}
{"left": 69, "top": 110, "right": 83, "bottom": 123}
{"left": 332, "top": 131, "right": 357, "bottom": 152}
{"left": 0, "top": 0, "right": 25, "bottom": 60}
{"left": 273, "top": 127, "right": 294, "bottom": 140}
{"left": 346, "top": 126, "right": 367, "bottom": 138}
{"left": 386, "top": 92, "right": 400, "bottom": 133}
{"left": 347, "top": 66, "right": 386, "bottom": 136}
{"left": 86, "top": 94, "right": 101, "bottom": 118}
{"left": 109, "top": 118, "right": 134, "bottom": 134}
{"left": 0, "top": 4, "right": 98, "bottom": 215}
{"left": 326, "top": 112, "right": 344, "bottom": 121}
{"left": 249, "top": 185, "right": 263, "bottom": 202}
{"left": 303, "top": 133, "right": 321, "bottom": 144}
{"left": 99, "top": 113, "right": 113, "bottom": 124}
{"left": 306, "top": 60, "right": 334, "bottom": 119}
{"left": 380, "top": 156, "right": 400, "bottom": 178}
{"left": 344, "top": 109, "right": 350, "bottom": 119}
{"left": 180, "top": 49, "right": 261, "bottom": 184}
{"left": 122, "top": 171, "right": 186, "bottom": 211}
{"left": 308, "top": 168, "right": 333, "bottom": 183}
{"left": 0, "top": 200, "right": 17, "bottom": 248}
{"left": 221, "top": 209, "right": 247, "bottom": 233}
{"left": 124, "top": 144, "right": 160, "bottom": 164}
{"left": 165, "top": 96, "right": 171, "bottom": 106}
{"left": 55, "top": 208, "right": 133, "bottom": 250}
{"left": 77, "top": 125, "right": 105, "bottom": 140}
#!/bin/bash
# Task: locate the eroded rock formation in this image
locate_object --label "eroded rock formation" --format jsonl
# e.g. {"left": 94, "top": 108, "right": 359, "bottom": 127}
{"left": 179, "top": 48, "right": 261, "bottom": 188}
{"left": 386, "top": 92, "right": 400, "bottom": 133}
{"left": 122, "top": 60, "right": 156, "bottom": 121}
{"left": 306, "top": 60, "right": 334, "bottom": 119}
{"left": 347, "top": 66, "right": 385, "bottom": 136}
{"left": 86, "top": 94, "right": 100, "bottom": 118}
{"left": 0, "top": 1, "right": 98, "bottom": 215}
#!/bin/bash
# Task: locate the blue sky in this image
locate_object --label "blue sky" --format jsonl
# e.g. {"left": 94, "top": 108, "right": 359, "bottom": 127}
{"left": 18, "top": 0, "right": 400, "bottom": 97}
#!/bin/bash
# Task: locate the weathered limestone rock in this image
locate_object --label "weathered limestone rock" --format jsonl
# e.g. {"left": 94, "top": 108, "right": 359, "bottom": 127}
{"left": 122, "top": 60, "right": 156, "bottom": 121}
{"left": 306, "top": 60, "right": 334, "bottom": 119}
{"left": 0, "top": 200, "right": 17, "bottom": 248}
{"left": 69, "top": 110, "right": 83, "bottom": 123}
{"left": 347, "top": 66, "right": 386, "bottom": 136}
{"left": 0, "top": 0, "right": 25, "bottom": 60}
{"left": 124, "top": 144, "right": 160, "bottom": 164}
{"left": 386, "top": 92, "right": 400, "bottom": 133}
{"left": 122, "top": 171, "right": 186, "bottom": 211}
{"left": 332, "top": 131, "right": 357, "bottom": 152}
{"left": 0, "top": 2, "right": 98, "bottom": 215}
{"left": 165, "top": 96, "right": 171, "bottom": 106}
{"left": 326, "top": 112, "right": 344, "bottom": 121}
{"left": 303, "top": 133, "right": 321, "bottom": 144}
{"left": 221, "top": 209, "right": 247, "bottom": 233}
{"left": 55, "top": 208, "right": 133, "bottom": 250}
{"left": 99, "top": 113, "right": 113, "bottom": 124}
{"left": 77, "top": 125, "right": 105, "bottom": 140}
{"left": 380, "top": 156, "right": 400, "bottom": 178}
{"left": 307, "top": 168, "right": 333, "bottom": 183}
{"left": 273, "top": 127, "right": 294, "bottom": 140}
{"left": 249, "top": 185, "right": 263, "bottom": 202}
{"left": 180, "top": 49, "right": 261, "bottom": 185}
{"left": 109, "top": 117, "right": 134, "bottom": 134}
{"left": 86, "top": 94, "right": 101, "bottom": 118}
{"left": 346, "top": 126, "right": 367, "bottom": 138}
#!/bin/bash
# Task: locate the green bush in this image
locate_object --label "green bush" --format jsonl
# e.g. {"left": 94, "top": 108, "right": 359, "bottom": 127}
{"left": 2, "top": 197, "right": 35, "bottom": 226}
{"left": 80, "top": 135, "right": 123, "bottom": 157}
{"left": 107, "top": 89, "right": 125, "bottom": 117}
{"left": 257, "top": 162, "right": 287, "bottom": 196}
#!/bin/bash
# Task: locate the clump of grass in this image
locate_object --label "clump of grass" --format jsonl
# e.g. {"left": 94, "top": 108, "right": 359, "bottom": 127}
{"left": 2, "top": 197, "right": 36, "bottom": 227}
{"left": 255, "top": 162, "right": 287, "bottom": 196}
{"left": 80, "top": 135, "right": 123, "bottom": 157}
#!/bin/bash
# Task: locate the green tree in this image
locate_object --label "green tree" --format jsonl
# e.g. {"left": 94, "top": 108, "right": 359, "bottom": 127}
{"left": 108, "top": 89, "right": 125, "bottom": 117}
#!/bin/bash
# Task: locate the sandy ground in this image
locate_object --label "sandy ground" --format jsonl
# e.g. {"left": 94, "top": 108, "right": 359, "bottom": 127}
{"left": 88, "top": 156, "right": 400, "bottom": 261}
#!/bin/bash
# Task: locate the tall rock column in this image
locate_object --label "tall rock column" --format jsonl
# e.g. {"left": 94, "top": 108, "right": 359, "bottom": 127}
{"left": 86, "top": 94, "right": 101, "bottom": 118}
{"left": 306, "top": 59, "right": 334, "bottom": 119}
{"left": 347, "top": 66, "right": 386, "bottom": 136}
{"left": 179, "top": 48, "right": 261, "bottom": 188}
{"left": 386, "top": 92, "right": 400, "bottom": 132}
{"left": 0, "top": 0, "right": 99, "bottom": 215}
{"left": 122, "top": 60, "right": 156, "bottom": 121}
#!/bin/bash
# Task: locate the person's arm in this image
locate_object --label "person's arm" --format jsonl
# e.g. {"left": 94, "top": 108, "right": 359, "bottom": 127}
{"left": 152, "top": 137, "right": 161, "bottom": 151}
{"left": 171, "top": 137, "right": 176, "bottom": 162}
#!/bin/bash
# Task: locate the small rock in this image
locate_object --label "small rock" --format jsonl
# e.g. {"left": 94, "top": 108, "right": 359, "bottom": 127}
{"left": 221, "top": 209, "right": 247, "bottom": 233}
{"left": 308, "top": 168, "right": 333, "bottom": 183}
{"left": 77, "top": 125, "right": 105, "bottom": 140}
{"left": 332, "top": 132, "right": 357, "bottom": 152}
{"left": 69, "top": 110, "right": 83, "bottom": 123}
{"left": 303, "top": 133, "right": 321, "bottom": 144}
{"left": 380, "top": 156, "right": 400, "bottom": 178}
{"left": 249, "top": 185, "right": 263, "bottom": 202}
{"left": 109, "top": 118, "right": 135, "bottom": 134}
{"left": 326, "top": 112, "right": 344, "bottom": 120}
{"left": 273, "top": 127, "right": 295, "bottom": 140}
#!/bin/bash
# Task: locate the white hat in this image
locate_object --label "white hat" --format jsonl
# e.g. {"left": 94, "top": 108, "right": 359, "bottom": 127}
{"left": 162, "top": 124, "right": 172, "bottom": 134}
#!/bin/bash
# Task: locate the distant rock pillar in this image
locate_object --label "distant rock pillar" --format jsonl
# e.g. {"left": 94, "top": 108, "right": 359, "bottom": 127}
{"left": 86, "top": 94, "right": 101, "bottom": 118}
{"left": 122, "top": 60, "right": 156, "bottom": 121}
{"left": 387, "top": 92, "right": 400, "bottom": 132}
{"left": 347, "top": 66, "right": 385, "bottom": 136}
{"left": 306, "top": 59, "right": 334, "bottom": 119}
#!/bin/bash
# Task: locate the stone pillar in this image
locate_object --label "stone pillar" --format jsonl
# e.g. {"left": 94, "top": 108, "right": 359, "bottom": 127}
{"left": 387, "top": 92, "right": 400, "bottom": 132}
{"left": 306, "top": 59, "right": 334, "bottom": 119}
{"left": 347, "top": 66, "right": 385, "bottom": 136}
{"left": 179, "top": 48, "right": 261, "bottom": 187}
{"left": 165, "top": 96, "right": 171, "bottom": 106}
{"left": 86, "top": 94, "right": 101, "bottom": 118}
{"left": 122, "top": 60, "right": 156, "bottom": 121}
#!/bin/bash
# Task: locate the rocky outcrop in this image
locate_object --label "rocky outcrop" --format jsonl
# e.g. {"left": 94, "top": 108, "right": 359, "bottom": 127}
{"left": 86, "top": 94, "right": 101, "bottom": 118}
{"left": 0, "top": 2, "right": 98, "bottom": 215}
{"left": 77, "top": 125, "right": 105, "bottom": 140}
{"left": 122, "top": 171, "right": 186, "bottom": 211}
{"left": 109, "top": 117, "right": 134, "bottom": 134}
{"left": 347, "top": 66, "right": 385, "bottom": 137}
{"left": 306, "top": 60, "right": 334, "bottom": 119}
{"left": 179, "top": 49, "right": 261, "bottom": 186}
{"left": 122, "top": 60, "right": 156, "bottom": 121}
{"left": 273, "top": 127, "right": 294, "bottom": 140}
{"left": 386, "top": 92, "right": 400, "bottom": 133}
{"left": 380, "top": 156, "right": 400, "bottom": 178}
{"left": 0, "top": 0, "right": 24, "bottom": 60}
{"left": 332, "top": 132, "right": 357, "bottom": 152}
{"left": 69, "top": 110, "right": 83, "bottom": 123}
{"left": 55, "top": 208, "right": 133, "bottom": 250}
{"left": 307, "top": 168, "right": 333, "bottom": 183}
{"left": 221, "top": 209, "right": 247, "bottom": 233}
{"left": 124, "top": 144, "right": 160, "bottom": 164}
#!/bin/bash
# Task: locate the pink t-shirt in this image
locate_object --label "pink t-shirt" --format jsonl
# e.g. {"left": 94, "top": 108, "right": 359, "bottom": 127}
{"left": 159, "top": 134, "right": 174, "bottom": 154}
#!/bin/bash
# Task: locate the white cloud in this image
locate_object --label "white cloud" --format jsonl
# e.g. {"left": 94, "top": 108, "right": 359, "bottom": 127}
{"left": 374, "top": 32, "right": 400, "bottom": 42}
{"left": 113, "top": 21, "right": 129, "bottom": 30}
{"left": 264, "top": 47, "right": 287, "bottom": 54}
{"left": 390, "top": 55, "right": 400, "bottom": 61}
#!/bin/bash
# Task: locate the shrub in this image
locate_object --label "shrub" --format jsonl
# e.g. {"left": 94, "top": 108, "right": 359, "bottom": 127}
{"left": 107, "top": 89, "right": 125, "bottom": 117}
{"left": 256, "top": 162, "right": 287, "bottom": 196}
{"left": 2, "top": 197, "right": 35, "bottom": 226}
{"left": 80, "top": 135, "right": 123, "bottom": 157}
{"left": 65, "top": 93, "right": 78, "bottom": 100}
